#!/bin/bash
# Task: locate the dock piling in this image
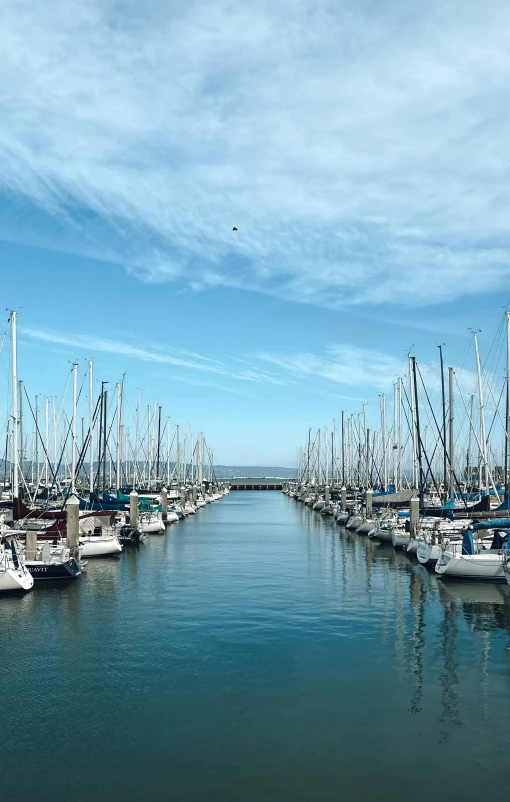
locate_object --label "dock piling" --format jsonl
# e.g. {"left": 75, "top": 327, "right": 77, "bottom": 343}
{"left": 66, "top": 495, "right": 80, "bottom": 558}
{"left": 161, "top": 487, "right": 168, "bottom": 522}
{"left": 130, "top": 490, "right": 139, "bottom": 528}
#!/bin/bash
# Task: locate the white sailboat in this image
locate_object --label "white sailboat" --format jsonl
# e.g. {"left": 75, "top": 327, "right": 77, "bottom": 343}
{"left": 335, "top": 508, "right": 349, "bottom": 525}
{"left": 372, "top": 511, "right": 398, "bottom": 542}
{"left": 139, "top": 510, "right": 165, "bottom": 533}
{"left": 436, "top": 530, "right": 507, "bottom": 581}
{"left": 78, "top": 515, "right": 123, "bottom": 557}
{"left": 0, "top": 536, "right": 33, "bottom": 592}
{"left": 346, "top": 505, "right": 363, "bottom": 530}
{"left": 416, "top": 519, "right": 471, "bottom": 565}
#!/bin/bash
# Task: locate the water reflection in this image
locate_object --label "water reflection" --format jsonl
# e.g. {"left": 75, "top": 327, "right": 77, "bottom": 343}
{"left": 437, "top": 583, "right": 461, "bottom": 738}
{"left": 409, "top": 570, "right": 425, "bottom": 714}
{"left": 304, "top": 502, "right": 510, "bottom": 746}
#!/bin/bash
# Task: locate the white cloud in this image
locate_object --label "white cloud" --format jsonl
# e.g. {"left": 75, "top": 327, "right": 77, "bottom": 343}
{"left": 258, "top": 345, "right": 406, "bottom": 391}
{"left": 258, "top": 342, "right": 485, "bottom": 401}
{"left": 2, "top": 0, "right": 510, "bottom": 307}
{"left": 21, "top": 325, "right": 288, "bottom": 385}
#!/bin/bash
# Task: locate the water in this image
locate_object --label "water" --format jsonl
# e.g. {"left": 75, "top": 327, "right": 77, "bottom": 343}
{"left": 3, "top": 491, "right": 510, "bottom": 801}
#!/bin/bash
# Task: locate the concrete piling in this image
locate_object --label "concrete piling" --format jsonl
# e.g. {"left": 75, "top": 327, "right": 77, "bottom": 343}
{"left": 66, "top": 495, "right": 80, "bottom": 558}
{"left": 161, "top": 487, "right": 168, "bottom": 522}
{"left": 25, "top": 530, "right": 37, "bottom": 561}
{"left": 130, "top": 490, "right": 139, "bottom": 528}
{"left": 366, "top": 489, "right": 373, "bottom": 517}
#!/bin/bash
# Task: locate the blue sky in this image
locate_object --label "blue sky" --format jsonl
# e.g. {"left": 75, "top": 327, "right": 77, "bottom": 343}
{"left": 1, "top": 0, "right": 510, "bottom": 465}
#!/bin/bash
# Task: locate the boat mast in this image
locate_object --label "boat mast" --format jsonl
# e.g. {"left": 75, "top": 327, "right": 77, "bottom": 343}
{"left": 44, "top": 397, "right": 49, "bottom": 490}
{"left": 381, "top": 393, "right": 387, "bottom": 491}
{"left": 392, "top": 382, "right": 398, "bottom": 492}
{"left": 408, "top": 355, "right": 418, "bottom": 489}
{"left": 70, "top": 363, "right": 77, "bottom": 495}
{"left": 324, "top": 427, "right": 328, "bottom": 486}
{"left": 147, "top": 404, "right": 152, "bottom": 487}
{"left": 473, "top": 332, "right": 489, "bottom": 497}
{"left": 52, "top": 398, "right": 57, "bottom": 488}
{"left": 366, "top": 427, "right": 371, "bottom": 489}
{"left": 156, "top": 406, "right": 162, "bottom": 483}
{"left": 19, "top": 380, "right": 24, "bottom": 496}
{"left": 362, "top": 405, "right": 368, "bottom": 489}
{"left": 190, "top": 429, "right": 194, "bottom": 485}
{"left": 102, "top": 385, "right": 108, "bottom": 491}
{"left": 166, "top": 417, "right": 171, "bottom": 486}
{"left": 398, "top": 378, "right": 403, "bottom": 491}
{"left": 134, "top": 390, "right": 141, "bottom": 488}
{"left": 438, "top": 345, "right": 447, "bottom": 502}
{"left": 411, "top": 357, "right": 424, "bottom": 509}
{"left": 116, "top": 378, "right": 123, "bottom": 491}
{"left": 176, "top": 424, "right": 181, "bottom": 485}
{"left": 341, "top": 411, "right": 345, "bottom": 486}
{"left": 305, "top": 428, "right": 312, "bottom": 484}
{"left": 448, "top": 367, "right": 454, "bottom": 499}
{"left": 466, "top": 394, "right": 474, "bottom": 490}
{"left": 506, "top": 312, "right": 510, "bottom": 500}
{"left": 89, "top": 361, "right": 94, "bottom": 500}
{"left": 331, "top": 429, "right": 334, "bottom": 485}
{"left": 35, "top": 395, "right": 39, "bottom": 495}
{"left": 10, "top": 311, "right": 19, "bottom": 502}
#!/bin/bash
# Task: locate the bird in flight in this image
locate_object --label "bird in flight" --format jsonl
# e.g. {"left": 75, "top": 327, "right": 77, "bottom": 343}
{"left": 232, "top": 227, "right": 238, "bottom": 231}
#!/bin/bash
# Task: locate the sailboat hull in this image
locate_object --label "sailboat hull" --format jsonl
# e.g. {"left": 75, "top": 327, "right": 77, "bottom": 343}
{"left": 357, "top": 519, "right": 375, "bottom": 534}
{"left": 0, "top": 566, "right": 34, "bottom": 592}
{"left": 140, "top": 520, "right": 166, "bottom": 533}
{"left": 373, "top": 528, "right": 392, "bottom": 542}
{"left": 79, "top": 536, "right": 122, "bottom": 557}
{"left": 25, "top": 557, "right": 81, "bottom": 580}
{"left": 417, "top": 542, "right": 441, "bottom": 565}
{"left": 436, "top": 550, "right": 506, "bottom": 580}
{"left": 391, "top": 531, "right": 410, "bottom": 549}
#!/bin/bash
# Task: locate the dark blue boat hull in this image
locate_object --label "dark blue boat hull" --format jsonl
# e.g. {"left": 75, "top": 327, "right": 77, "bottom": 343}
{"left": 26, "top": 558, "right": 81, "bottom": 580}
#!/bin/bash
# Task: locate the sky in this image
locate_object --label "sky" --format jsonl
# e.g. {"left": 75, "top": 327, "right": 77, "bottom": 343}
{"left": 1, "top": 0, "right": 510, "bottom": 466}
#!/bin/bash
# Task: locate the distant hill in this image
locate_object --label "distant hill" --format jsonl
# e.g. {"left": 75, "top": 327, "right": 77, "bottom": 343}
{"left": 0, "top": 460, "right": 296, "bottom": 481}
{"left": 215, "top": 465, "right": 296, "bottom": 479}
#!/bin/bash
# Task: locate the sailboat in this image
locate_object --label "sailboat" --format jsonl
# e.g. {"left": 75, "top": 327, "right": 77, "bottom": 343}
{"left": 436, "top": 528, "right": 507, "bottom": 580}
{"left": 0, "top": 535, "right": 33, "bottom": 592}
{"left": 139, "top": 510, "right": 165, "bottom": 533}
{"left": 416, "top": 519, "right": 471, "bottom": 565}
{"left": 77, "top": 515, "right": 123, "bottom": 557}
{"left": 20, "top": 538, "right": 82, "bottom": 580}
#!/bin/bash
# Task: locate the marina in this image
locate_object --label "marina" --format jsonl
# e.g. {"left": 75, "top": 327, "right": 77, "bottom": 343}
{"left": 3, "top": 490, "right": 510, "bottom": 802}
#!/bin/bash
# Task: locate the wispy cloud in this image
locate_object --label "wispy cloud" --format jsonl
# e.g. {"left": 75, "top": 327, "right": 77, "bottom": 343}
{"left": 258, "top": 343, "right": 484, "bottom": 400}
{"left": 148, "top": 372, "right": 253, "bottom": 397}
{"left": 258, "top": 345, "right": 407, "bottom": 392}
{"left": 21, "top": 325, "right": 288, "bottom": 385}
{"left": 2, "top": 1, "right": 510, "bottom": 308}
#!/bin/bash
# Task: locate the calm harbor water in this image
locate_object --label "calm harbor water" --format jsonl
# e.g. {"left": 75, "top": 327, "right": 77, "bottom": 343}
{"left": 3, "top": 491, "right": 510, "bottom": 801}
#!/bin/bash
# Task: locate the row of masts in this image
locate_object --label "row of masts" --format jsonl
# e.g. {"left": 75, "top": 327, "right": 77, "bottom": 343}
{"left": 5, "top": 312, "right": 217, "bottom": 501}
{"left": 297, "top": 314, "right": 510, "bottom": 504}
